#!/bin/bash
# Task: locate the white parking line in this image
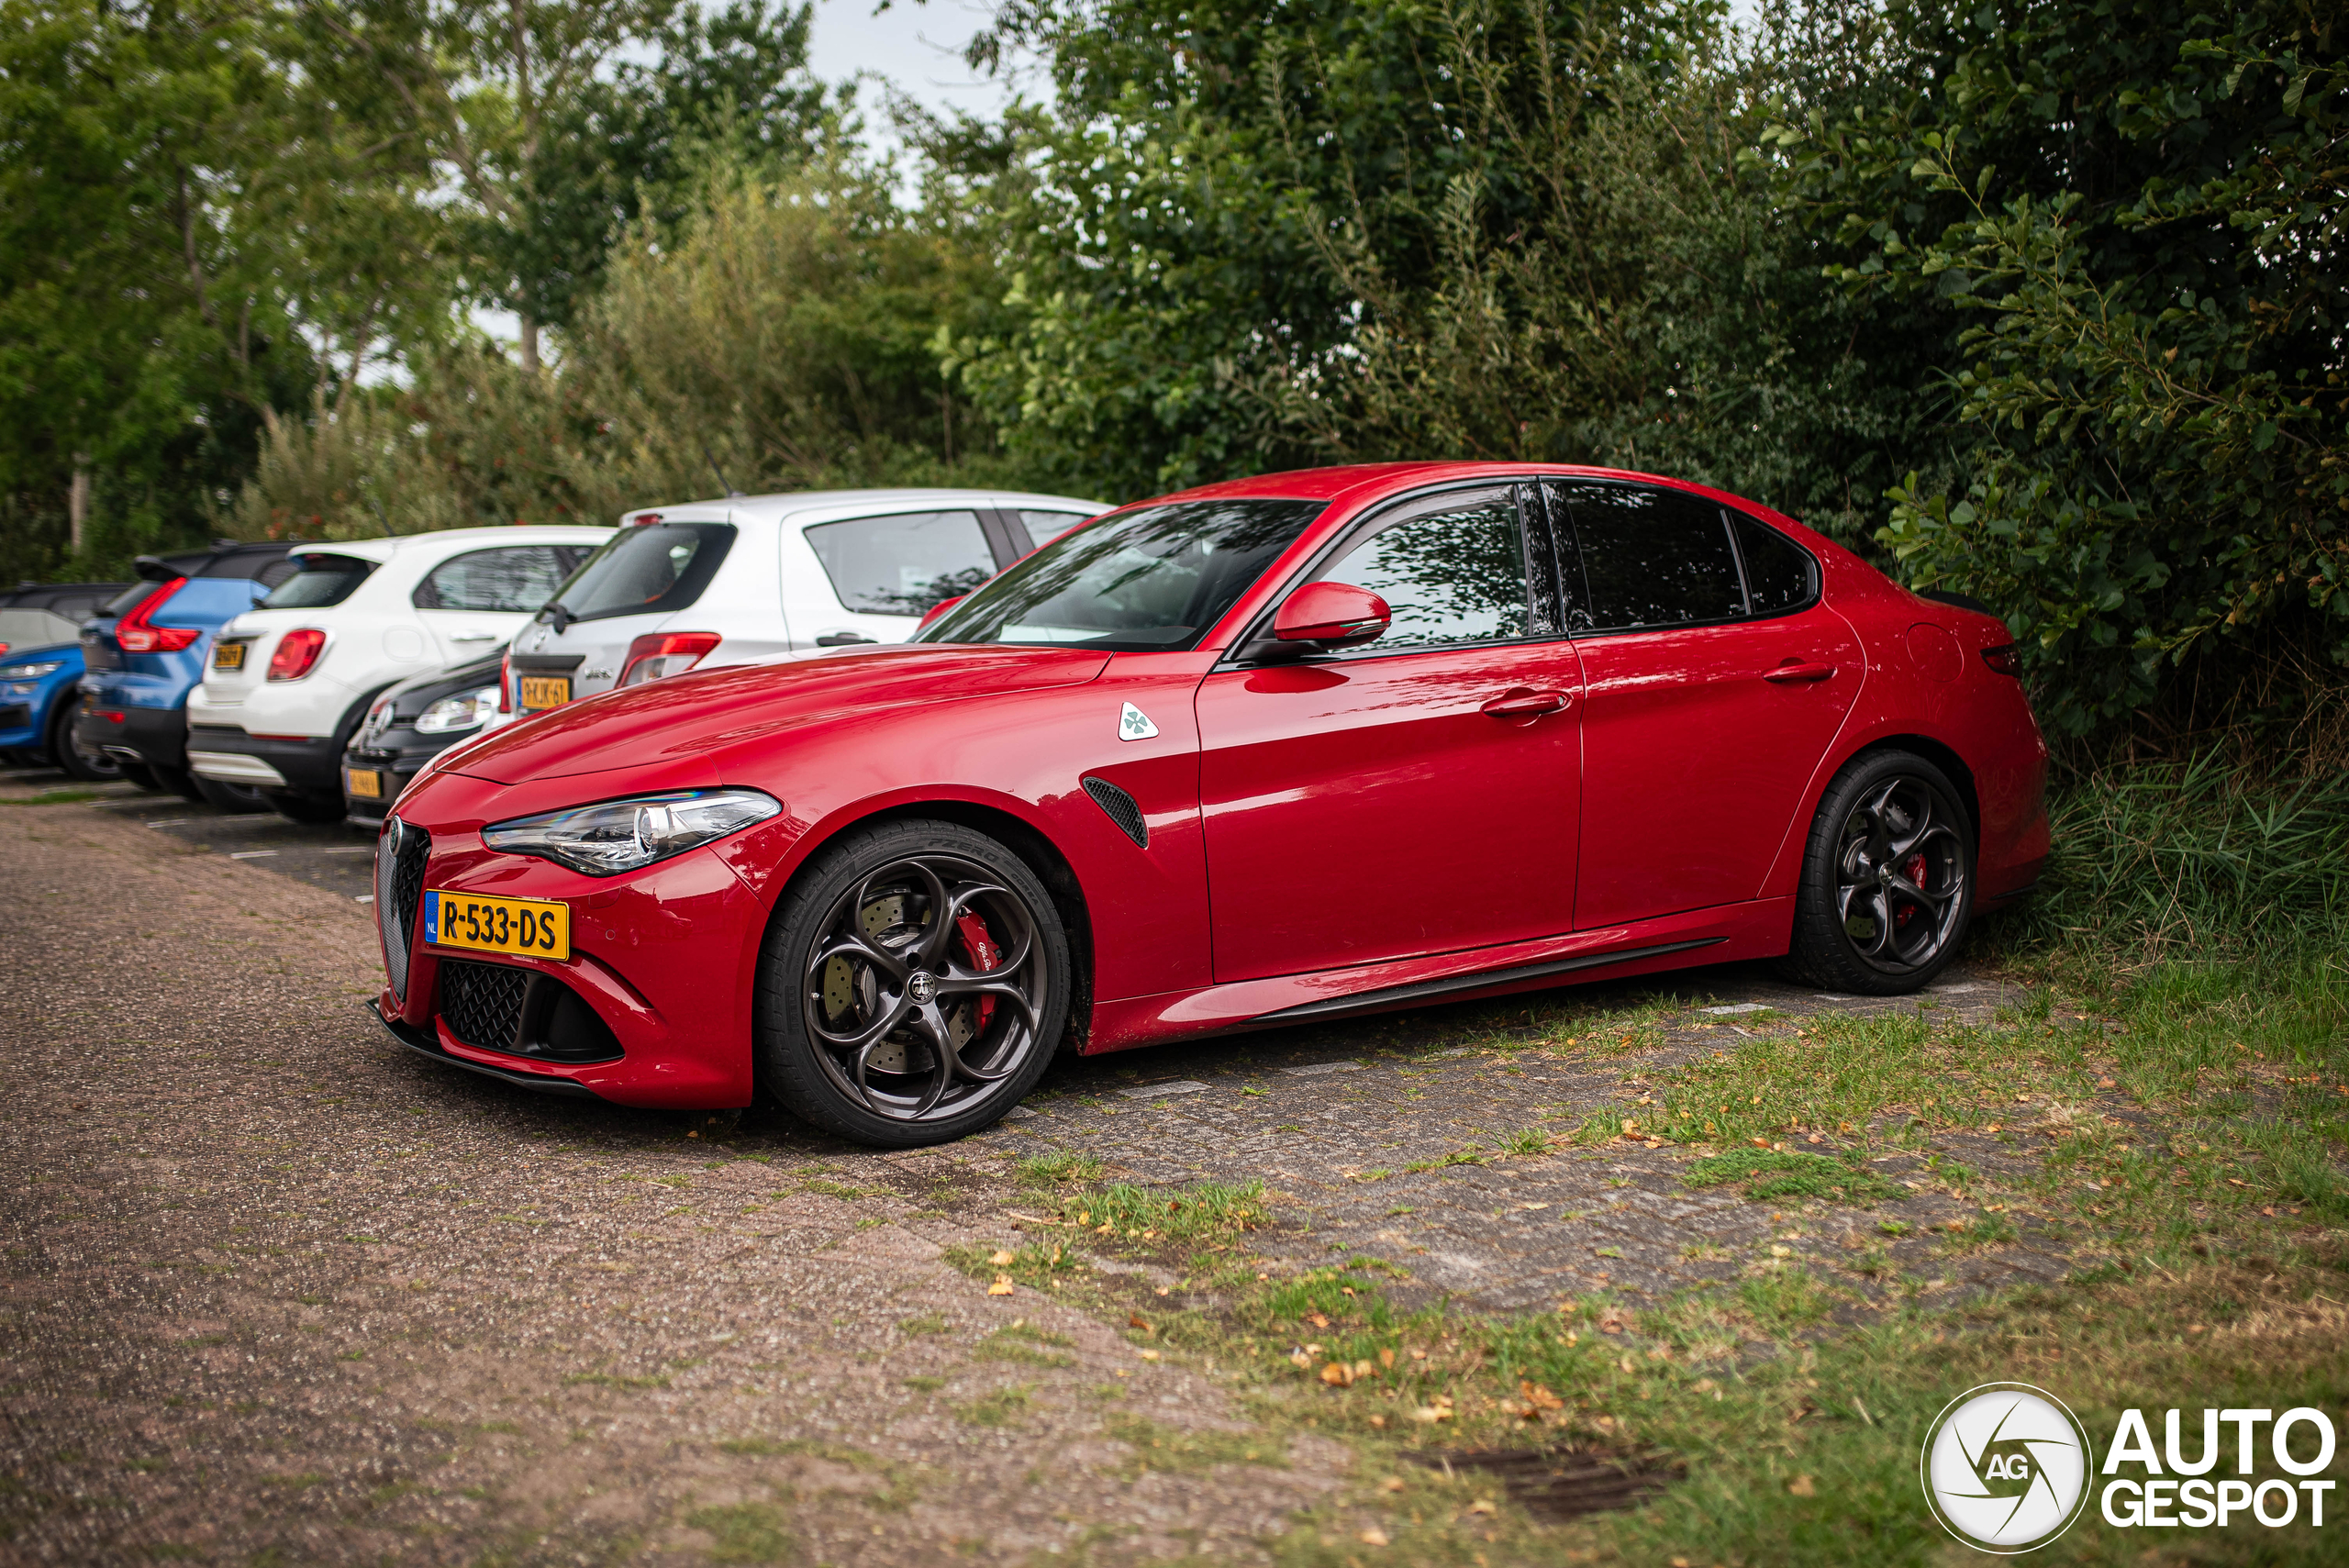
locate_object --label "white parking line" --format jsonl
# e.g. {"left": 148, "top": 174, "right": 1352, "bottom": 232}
{"left": 1281, "top": 1061, "right": 1364, "bottom": 1075}
{"left": 228, "top": 851, "right": 278, "bottom": 859}
{"left": 1703, "top": 1002, "right": 1771, "bottom": 1016}
{"left": 320, "top": 846, "right": 373, "bottom": 854}
{"left": 143, "top": 819, "right": 190, "bottom": 828}
{"left": 355, "top": 895, "right": 375, "bottom": 904}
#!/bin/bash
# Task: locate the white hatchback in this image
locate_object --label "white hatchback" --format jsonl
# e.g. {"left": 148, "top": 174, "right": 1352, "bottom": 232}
{"left": 496, "top": 488, "right": 1104, "bottom": 720}
{"left": 186, "top": 525, "right": 613, "bottom": 819}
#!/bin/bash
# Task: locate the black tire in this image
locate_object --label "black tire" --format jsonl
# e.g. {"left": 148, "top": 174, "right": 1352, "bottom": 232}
{"left": 755, "top": 818, "right": 1071, "bottom": 1148}
{"left": 263, "top": 789, "right": 348, "bottom": 825}
{"left": 48, "top": 702, "right": 121, "bottom": 782}
{"left": 1780, "top": 750, "right": 1975, "bottom": 996}
{"left": 117, "top": 761, "right": 161, "bottom": 792}
{"left": 152, "top": 763, "right": 206, "bottom": 804}
{"left": 192, "top": 773, "right": 273, "bottom": 812}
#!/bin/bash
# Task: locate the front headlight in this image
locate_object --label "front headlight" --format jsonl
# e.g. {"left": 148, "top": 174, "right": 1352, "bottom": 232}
{"left": 0, "top": 661, "right": 64, "bottom": 680}
{"left": 415, "top": 686, "right": 499, "bottom": 734}
{"left": 481, "top": 788, "right": 782, "bottom": 876}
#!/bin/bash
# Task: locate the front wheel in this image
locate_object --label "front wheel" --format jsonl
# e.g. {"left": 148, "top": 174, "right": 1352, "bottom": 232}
{"left": 755, "top": 818, "right": 1071, "bottom": 1148}
{"left": 48, "top": 704, "right": 121, "bottom": 783}
{"left": 1781, "top": 751, "right": 1974, "bottom": 995}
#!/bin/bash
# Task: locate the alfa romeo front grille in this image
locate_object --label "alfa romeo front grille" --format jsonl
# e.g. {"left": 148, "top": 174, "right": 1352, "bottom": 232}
{"left": 438, "top": 960, "right": 529, "bottom": 1051}
{"left": 377, "top": 817, "right": 430, "bottom": 1000}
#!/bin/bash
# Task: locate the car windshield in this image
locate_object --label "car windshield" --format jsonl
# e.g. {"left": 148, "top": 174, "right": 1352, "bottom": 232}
{"left": 543, "top": 522, "right": 735, "bottom": 624}
{"left": 915, "top": 498, "right": 1325, "bottom": 652}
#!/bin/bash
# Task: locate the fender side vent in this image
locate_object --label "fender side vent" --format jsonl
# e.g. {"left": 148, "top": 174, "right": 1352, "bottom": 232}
{"left": 1081, "top": 775, "right": 1148, "bottom": 848}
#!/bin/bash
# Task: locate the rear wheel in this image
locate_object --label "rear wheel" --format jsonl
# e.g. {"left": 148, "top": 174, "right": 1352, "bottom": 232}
{"left": 263, "top": 789, "right": 347, "bottom": 824}
{"left": 49, "top": 703, "right": 121, "bottom": 783}
{"left": 1781, "top": 751, "right": 1974, "bottom": 995}
{"left": 756, "top": 818, "right": 1070, "bottom": 1148}
{"left": 152, "top": 763, "right": 206, "bottom": 804}
{"left": 193, "top": 773, "right": 272, "bottom": 812}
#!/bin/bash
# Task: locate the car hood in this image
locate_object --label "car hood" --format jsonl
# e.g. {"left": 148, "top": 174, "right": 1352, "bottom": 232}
{"left": 3, "top": 641, "right": 82, "bottom": 666}
{"left": 447, "top": 644, "right": 1113, "bottom": 784}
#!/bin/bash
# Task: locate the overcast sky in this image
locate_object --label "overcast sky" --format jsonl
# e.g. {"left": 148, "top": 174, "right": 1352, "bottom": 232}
{"left": 806, "top": 0, "right": 1035, "bottom": 131}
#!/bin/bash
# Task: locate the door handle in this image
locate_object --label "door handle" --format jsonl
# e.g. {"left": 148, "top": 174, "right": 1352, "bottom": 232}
{"left": 448, "top": 632, "right": 497, "bottom": 642}
{"left": 814, "top": 631, "right": 878, "bottom": 647}
{"left": 1481, "top": 688, "right": 1570, "bottom": 717}
{"left": 1763, "top": 662, "right": 1836, "bottom": 684}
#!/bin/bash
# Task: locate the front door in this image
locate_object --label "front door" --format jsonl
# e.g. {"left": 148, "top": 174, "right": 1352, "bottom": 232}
{"left": 1197, "top": 484, "right": 1585, "bottom": 984}
{"left": 1553, "top": 479, "right": 1862, "bottom": 930}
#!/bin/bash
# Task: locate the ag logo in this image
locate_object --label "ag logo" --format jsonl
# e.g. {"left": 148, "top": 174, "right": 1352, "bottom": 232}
{"left": 1117, "top": 702, "right": 1159, "bottom": 741}
{"left": 1921, "top": 1383, "right": 2093, "bottom": 1553}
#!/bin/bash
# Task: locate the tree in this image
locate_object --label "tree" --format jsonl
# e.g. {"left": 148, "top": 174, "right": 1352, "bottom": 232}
{"left": 1784, "top": 0, "right": 2348, "bottom": 737}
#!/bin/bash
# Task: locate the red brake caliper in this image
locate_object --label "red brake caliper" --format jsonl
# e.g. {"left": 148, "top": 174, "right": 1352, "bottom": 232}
{"left": 1896, "top": 853, "right": 1929, "bottom": 927}
{"left": 954, "top": 911, "right": 1000, "bottom": 1032}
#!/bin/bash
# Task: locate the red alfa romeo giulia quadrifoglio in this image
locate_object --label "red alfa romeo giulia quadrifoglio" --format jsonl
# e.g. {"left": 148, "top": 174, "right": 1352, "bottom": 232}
{"left": 372, "top": 463, "right": 2048, "bottom": 1146}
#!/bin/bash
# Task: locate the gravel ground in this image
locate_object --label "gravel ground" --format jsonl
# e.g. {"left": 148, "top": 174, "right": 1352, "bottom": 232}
{"left": 0, "top": 771, "right": 2109, "bottom": 1564}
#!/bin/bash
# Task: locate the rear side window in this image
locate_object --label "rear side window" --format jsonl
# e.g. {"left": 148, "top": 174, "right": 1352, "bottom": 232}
{"left": 549, "top": 522, "right": 735, "bottom": 623}
{"left": 1314, "top": 487, "right": 1531, "bottom": 651}
{"left": 806, "top": 510, "right": 995, "bottom": 616}
{"left": 1018, "top": 510, "right": 1093, "bottom": 546}
{"left": 415, "top": 546, "right": 594, "bottom": 612}
{"left": 1554, "top": 481, "right": 1745, "bottom": 631}
{"left": 1732, "top": 516, "right": 1818, "bottom": 614}
{"left": 262, "top": 555, "right": 376, "bottom": 610}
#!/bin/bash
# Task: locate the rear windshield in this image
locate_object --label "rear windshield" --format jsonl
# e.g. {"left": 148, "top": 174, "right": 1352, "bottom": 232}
{"left": 917, "top": 498, "right": 1325, "bottom": 652}
{"left": 104, "top": 582, "right": 158, "bottom": 617}
{"left": 262, "top": 555, "right": 376, "bottom": 609}
{"left": 544, "top": 522, "right": 735, "bottom": 624}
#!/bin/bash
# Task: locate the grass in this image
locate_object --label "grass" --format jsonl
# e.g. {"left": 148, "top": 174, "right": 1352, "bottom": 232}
{"left": 1679, "top": 1146, "right": 1896, "bottom": 1205}
{"left": 682, "top": 1501, "right": 794, "bottom": 1564}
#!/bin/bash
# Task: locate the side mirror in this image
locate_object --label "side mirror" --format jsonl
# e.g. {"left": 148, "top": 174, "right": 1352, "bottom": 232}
{"left": 916, "top": 595, "right": 965, "bottom": 631}
{"left": 1274, "top": 581, "right": 1390, "bottom": 650}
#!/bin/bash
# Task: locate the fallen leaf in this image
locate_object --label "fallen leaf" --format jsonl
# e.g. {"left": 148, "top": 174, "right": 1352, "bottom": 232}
{"left": 1289, "top": 1349, "right": 1313, "bottom": 1368}
{"left": 987, "top": 1276, "right": 1015, "bottom": 1296}
{"left": 1308, "top": 1313, "right": 1330, "bottom": 1329}
{"left": 1154, "top": 1285, "right": 1171, "bottom": 1296}
{"left": 1359, "top": 1528, "right": 1390, "bottom": 1546}
{"left": 1379, "top": 1348, "right": 1397, "bottom": 1369}
{"left": 1139, "top": 1349, "right": 1160, "bottom": 1362}
{"left": 988, "top": 1250, "right": 1016, "bottom": 1267}
{"left": 1321, "top": 1362, "right": 1353, "bottom": 1386}
{"left": 1466, "top": 1498, "right": 1497, "bottom": 1516}
{"left": 1788, "top": 1474, "right": 1816, "bottom": 1498}
{"left": 1381, "top": 1476, "right": 1407, "bottom": 1493}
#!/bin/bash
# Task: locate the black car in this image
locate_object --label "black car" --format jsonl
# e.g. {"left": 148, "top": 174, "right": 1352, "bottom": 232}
{"left": 75, "top": 542, "right": 304, "bottom": 805}
{"left": 340, "top": 650, "right": 504, "bottom": 828}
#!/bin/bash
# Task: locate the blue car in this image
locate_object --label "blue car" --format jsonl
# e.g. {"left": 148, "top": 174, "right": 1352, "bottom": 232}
{"left": 74, "top": 542, "right": 302, "bottom": 804}
{"left": 0, "top": 582, "right": 130, "bottom": 780}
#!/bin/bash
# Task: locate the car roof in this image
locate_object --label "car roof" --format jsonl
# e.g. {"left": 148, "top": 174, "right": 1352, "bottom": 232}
{"left": 625, "top": 488, "right": 1108, "bottom": 525}
{"left": 1128, "top": 462, "right": 1809, "bottom": 530}
{"left": 2, "top": 582, "right": 128, "bottom": 609}
{"left": 287, "top": 525, "right": 616, "bottom": 565}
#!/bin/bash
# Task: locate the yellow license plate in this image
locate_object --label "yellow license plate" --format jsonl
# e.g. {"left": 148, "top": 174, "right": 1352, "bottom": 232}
{"left": 423, "top": 891, "right": 570, "bottom": 961}
{"left": 518, "top": 674, "right": 571, "bottom": 711}
{"left": 345, "top": 767, "right": 384, "bottom": 799}
{"left": 213, "top": 642, "right": 246, "bottom": 671}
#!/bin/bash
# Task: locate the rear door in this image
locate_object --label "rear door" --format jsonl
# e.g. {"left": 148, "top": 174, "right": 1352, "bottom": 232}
{"left": 1557, "top": 479, "right": 1860, "bottom": 930}
{"left": 1196, "top": 484, "right": 1586, "bottom": 983}
{"left": 784, "top": 506, "right": 1013, "bottom": 649}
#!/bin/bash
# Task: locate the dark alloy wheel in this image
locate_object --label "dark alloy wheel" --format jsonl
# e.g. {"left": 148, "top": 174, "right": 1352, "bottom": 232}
{"left": 757, "top": 819, "right": 1069, "bottom": 1147}
{"left": 48, "top": 703, "right": 119, "bottom": 783}
{"left": 1782, "top": 751, "right": 1974, "bottom": 995}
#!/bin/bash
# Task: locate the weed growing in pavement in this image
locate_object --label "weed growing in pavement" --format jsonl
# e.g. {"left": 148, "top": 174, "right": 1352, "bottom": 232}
{"left": 1679, "top": 1147, "right": 1894, "bottom": 1205}
{"left": 1102, "top": 1413, "right": 1285, "bottom": 1476}
{"left": 681, "top": 1500, "right": 794, "bottom": 1564}
{"left": 1042, "top": 1179, "right": 1268, "bottom": 1243}
{"left": 952, "top": 1384, "right": 1033, "bottom": 1428}
{"left": 1015, "top": 1151, "right": 1106, "bottom": 1188}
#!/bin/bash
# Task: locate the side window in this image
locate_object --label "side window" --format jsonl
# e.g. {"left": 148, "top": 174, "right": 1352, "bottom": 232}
{"left": 1314, "top": 488, "right": 1530, "bottom": 651}
{"left": 414, "top": 547, "right": 578, "bottom": 612}
{"left": 805, "top": 510, "right": 996, "bottom": 617}
{"left": 1556, "top": 482, "right": 1745, "bottom": 631}
{"left": 1018, "top": 510, "right": 1092, "bottom": 547}
{"left": 1732, "top": 516, "right": 1818, "bottom": 615}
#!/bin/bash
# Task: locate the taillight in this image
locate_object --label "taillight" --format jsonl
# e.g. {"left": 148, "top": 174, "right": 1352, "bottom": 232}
{"left": 267, "top": 628, "right": 328, "bottom": 681}
{"left": 115, "top": 577, "right": 199, "bottom": 653}
{"left": 618, "top": 631, "right": 720, "bottom": 687}
{"left": 497, "top": 651, "right": 513, "bottom": 714}
{"left": 1981, "top": 643, "right": 2023, "bottom": 676}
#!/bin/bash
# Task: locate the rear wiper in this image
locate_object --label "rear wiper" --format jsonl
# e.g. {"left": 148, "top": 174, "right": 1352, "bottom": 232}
{"left": 540, "top": 603, "right": 573, "bottom": 633}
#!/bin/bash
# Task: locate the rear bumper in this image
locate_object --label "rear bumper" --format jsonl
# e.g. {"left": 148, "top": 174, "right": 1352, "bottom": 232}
{"left": 75, "top": 701, "right": 185, "bottom": 770}
{"left": 187, "top": 724, "right": 340, "bottom": 793}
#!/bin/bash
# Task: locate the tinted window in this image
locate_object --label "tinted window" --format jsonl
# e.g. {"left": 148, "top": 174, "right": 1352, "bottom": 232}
{"left": 1314, "top": 488, "right": 1530, "bottom": 651}
{"left": 547, "top": 523, "right": 735, "bottom": 624}
{"left": 805, "top": 510, "right": 995, "bottom": 617}
{"left": 104, "top": 582, "right": 157, "bottom": 617}
{"left": 919, "top": 498, "right": 1324, "bottom": 652}
{"left": 415, "top": 546, "right": 592, "bottom": 612}
{"left": 262, "top": 555, "right": 376, "bottom": 610}
{"left": 199, "top": 550, "right": 293, "bottom": 583}
{"left": 1733, "top": 517, "right": 1817, "bottom": 614}
{"left": 1556, "top": 482, "right": 1745, "bottom": 631}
